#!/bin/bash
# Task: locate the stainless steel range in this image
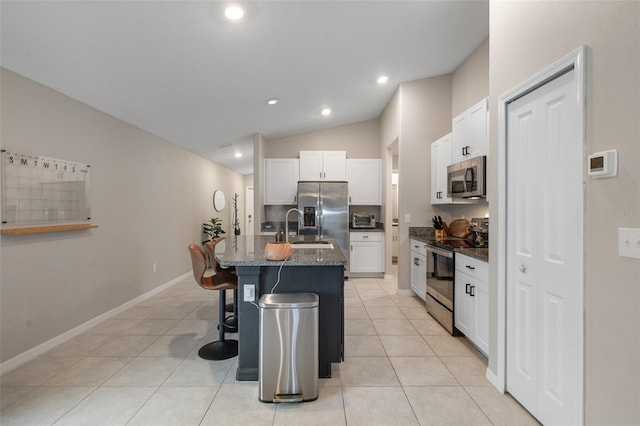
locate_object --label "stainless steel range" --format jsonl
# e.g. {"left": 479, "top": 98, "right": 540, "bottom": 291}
{"left": 425, "top": 241, "right": 459, "bottom": 335}
{"left": 425, "top": 218, "right": 488, "bottom": 335}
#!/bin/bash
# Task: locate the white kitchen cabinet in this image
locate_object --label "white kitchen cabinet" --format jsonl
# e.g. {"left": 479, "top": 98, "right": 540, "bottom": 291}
{"left": 347, "top": 158, "right": 381, "bottom": 205}
{"left": 454, "top": 253, "right": 488, "bottom": 356}
{"left": 264, "top": 158, "right": 299, "bottom": 205}
{"left": 431, "top": 133, "right": 453, "bottom": 205}
{"left": 452, "top": 98, "right": 488, "bottom": 163}
{"left": 409, "top": 239, "right": 427, "bottom": 300}
{"left": 299, "top": 151, "right": 346, "bottom": 181}
{"left": 350, "top": 232, "right": 384, "bottom": 276}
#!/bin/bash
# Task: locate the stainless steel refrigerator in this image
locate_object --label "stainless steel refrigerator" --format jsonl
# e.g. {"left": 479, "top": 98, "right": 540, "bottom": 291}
{"left": 297, "top": 181, "right": 349, "bottom": 276}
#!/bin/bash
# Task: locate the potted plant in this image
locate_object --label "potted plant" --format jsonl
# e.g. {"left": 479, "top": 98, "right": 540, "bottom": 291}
{"left": 202, "top": 217, "right": 225, "bottom": 244}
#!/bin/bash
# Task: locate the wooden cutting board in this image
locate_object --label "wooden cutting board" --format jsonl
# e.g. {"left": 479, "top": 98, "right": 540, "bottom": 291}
{"left": 448, "top": 219, "right": 471, "bottom": 238}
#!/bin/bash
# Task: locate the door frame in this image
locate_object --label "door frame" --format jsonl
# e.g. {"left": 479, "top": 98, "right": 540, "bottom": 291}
{"left": 495, "top": 46, "right": 586, "bottom": 421}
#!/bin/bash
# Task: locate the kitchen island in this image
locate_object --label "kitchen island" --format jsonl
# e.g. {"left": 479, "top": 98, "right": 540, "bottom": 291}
{"left": 214, "top": 235, "right": 346, "bottom": 380}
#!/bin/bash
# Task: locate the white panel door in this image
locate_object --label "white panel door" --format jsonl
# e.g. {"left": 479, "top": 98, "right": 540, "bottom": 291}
{"left": 506, "top": 69, "right": 580, "bottom": 426}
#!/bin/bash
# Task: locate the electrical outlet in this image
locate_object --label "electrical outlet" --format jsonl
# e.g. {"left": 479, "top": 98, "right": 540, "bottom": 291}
{"left": 244, "top": 284, "right": 256, "bottom": 302}
{"left": 152, "top": 262, "right": 157, "bottom": 273}
{"left": 618, "top": 228, "right": 640, "bottom": 259}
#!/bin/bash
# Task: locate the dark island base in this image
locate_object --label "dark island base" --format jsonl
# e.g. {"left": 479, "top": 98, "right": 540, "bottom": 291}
{"left": 234, "top": 264, "right": 344, "bottom": 381}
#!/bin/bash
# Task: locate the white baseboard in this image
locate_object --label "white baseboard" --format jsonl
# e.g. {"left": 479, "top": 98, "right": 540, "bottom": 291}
{"left": 0, "top": 271, "right": 191, "bottom": 376}
{"left": 485, "top": 367, "right": 504, "bottom": 393}
{"left": 384, "top": 274, "right": 394, "bottom": 280}
{"left": 396, "top": 289, "right": 415, "bottom": 297}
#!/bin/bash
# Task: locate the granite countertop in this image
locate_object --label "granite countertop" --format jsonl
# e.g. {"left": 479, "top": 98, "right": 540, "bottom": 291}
{"left": 409, "top": 226, "right": 489, "bottom": 262}
{"left": 214, "top": 235, "right": 347, "bottom": 267}
{"left": 408, "top": 226, "right": 435, "bottom": 243}
{"left": 455, "top": 247, "right": 489, "bottom": 263}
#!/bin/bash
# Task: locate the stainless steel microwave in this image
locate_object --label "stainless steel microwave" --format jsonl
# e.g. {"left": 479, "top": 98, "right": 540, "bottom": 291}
{"left": 447, "top": 156, "right": 486, "bottom": 198}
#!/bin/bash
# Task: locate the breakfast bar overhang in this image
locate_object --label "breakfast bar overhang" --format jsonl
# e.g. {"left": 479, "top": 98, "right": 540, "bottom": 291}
{"left": 214, "top": 235, "right": 346, "bottom": 380}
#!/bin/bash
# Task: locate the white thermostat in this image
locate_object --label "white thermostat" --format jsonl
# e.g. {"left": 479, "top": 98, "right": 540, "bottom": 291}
{"left": 588, "top": 149, "right": 617, "bottom": 178}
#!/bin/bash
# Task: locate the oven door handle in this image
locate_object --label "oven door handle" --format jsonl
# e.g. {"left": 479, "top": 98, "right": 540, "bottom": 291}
{"left": 426, "top": 245, "right": 454, "bottom": 258}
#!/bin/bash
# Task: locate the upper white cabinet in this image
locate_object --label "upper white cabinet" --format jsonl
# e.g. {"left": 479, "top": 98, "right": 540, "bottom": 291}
{"left": 452, "top": 98, "right": 488, "bottom": 163}
{"left": 264, "top": 158, "right": 299, "bottom": 205}
{"left": 299, "top": 151, "right": 347, "bottom": 181}
{"left": 347, "top": 158, "right": 381, "bottom": 205}
{"left": 431, "top": 133, "right": 453, "bottom": 205}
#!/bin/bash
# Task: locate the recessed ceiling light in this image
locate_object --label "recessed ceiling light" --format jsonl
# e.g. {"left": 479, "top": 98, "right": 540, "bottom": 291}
{"left": 225, "top": 5, "right": 244, "bottom": 21}
{"left": 267, "top": 98, "right": 279, "bottom": 105}
{"left": 234, "top": 152, "right": 242, "bottom": 158}
{"left": 377, "top": 75, "right": 389, "bottom": 85}
{"left": 321, "top": 108, "right": 332, "bottom": 116}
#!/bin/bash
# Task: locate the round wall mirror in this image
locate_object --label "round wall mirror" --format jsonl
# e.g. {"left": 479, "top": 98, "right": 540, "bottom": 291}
{"left": 213, "top": 190, "right": 226, "bottom": 211}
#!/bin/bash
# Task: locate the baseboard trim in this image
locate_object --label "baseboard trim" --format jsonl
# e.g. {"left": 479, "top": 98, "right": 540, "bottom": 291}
{"left": 383, "top": 274, "right": 394, "bottom": 280}
{"left": 396, "top": 289, "right": 415, "bottom": 297}
{"left": 485, "top": 367, "right": 504, "bottom": 393}
{"left": 0, "top": 271, "right": 191, "bottom": 376}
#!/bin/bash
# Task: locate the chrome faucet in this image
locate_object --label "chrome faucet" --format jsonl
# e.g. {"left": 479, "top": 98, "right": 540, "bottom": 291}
{"left": 285, "top": 208, "right": 302, "bottom": 243}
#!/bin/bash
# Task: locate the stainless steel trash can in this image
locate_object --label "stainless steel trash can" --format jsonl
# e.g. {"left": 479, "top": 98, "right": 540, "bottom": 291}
{"left": 258, "top": 293, "right": 319, "bottom": 403}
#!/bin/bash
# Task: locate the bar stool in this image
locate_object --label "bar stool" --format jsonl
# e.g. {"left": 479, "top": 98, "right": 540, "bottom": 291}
{"left": 188, "top": 243, "right": 238, "bottom": 360}
{"left": 205, "top": 238, "right": 238, "bottom": 332}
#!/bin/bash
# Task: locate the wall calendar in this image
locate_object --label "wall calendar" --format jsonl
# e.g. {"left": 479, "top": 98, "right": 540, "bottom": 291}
{"left": 1, "top": 150, "right": 91, "bottom": 227}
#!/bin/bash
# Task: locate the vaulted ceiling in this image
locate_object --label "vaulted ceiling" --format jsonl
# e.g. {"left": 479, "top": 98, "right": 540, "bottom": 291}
{"left": 1, "top": 1, "right": 489, "bottom": 175}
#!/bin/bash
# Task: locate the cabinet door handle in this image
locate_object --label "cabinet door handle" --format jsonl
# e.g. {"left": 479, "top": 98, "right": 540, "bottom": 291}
{"left": 465, "top": 265, "right": 475, "bottom": 270}
{"left": 350, "top": 245, "right": 353, "bottom": 251}
{"left": 465, "top": 283, "right": 471, "bottom": 294}
{"left": 363, "top": 235, "right": 368, "bottom": 239}
{"left": 470, "top": 285, "right": 475, "bottom": 297}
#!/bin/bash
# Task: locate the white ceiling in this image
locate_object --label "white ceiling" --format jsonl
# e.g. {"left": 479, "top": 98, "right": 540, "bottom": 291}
{"left": 1, "top": 1, "right": 489, "bottom": 175}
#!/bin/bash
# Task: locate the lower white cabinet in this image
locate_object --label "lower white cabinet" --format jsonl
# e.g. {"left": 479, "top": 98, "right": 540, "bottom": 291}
{"left": 350, "top": 232, "right": 384, "bottom": 276}
{"left": 409, "top": 239, "right": 427, "bottom": 300}
{"left": 454, "top": 253, "right": 488, "bottom": 356}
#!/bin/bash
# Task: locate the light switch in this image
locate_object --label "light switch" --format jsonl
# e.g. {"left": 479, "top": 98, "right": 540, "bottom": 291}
{"left": 618, "top": 228, "right": 640, "bottom": 259}
{"left": 404, "top": 213, "right": 411, "bottom": 223}
{"left": 243, "top": 284, "right": 256, "bottom": 302}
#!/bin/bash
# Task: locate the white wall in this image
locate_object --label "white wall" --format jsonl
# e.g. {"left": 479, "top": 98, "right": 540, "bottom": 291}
{"left": 488, "top": 2, "right": 640, "bottom": 424}
{"left": 0, "top": 68, "right": 244, "bottom": 363}
{"left": 452, "top": 37, "right": 489, "bottom": 118}
{"left": 380, "top": 37, "right": 491, "bottom": 292}
{"left": 264, "top": 119, "right": 380, "bottom": 159}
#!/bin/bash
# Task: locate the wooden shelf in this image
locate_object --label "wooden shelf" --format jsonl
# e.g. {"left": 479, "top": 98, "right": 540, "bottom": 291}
{"left": 1, "top": 224, "right": 98, "bottom": 235}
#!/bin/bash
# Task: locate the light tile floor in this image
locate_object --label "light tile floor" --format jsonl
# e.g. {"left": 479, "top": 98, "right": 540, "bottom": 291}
{"left": 0, "top": 272, "right": 539, "bottom": 425}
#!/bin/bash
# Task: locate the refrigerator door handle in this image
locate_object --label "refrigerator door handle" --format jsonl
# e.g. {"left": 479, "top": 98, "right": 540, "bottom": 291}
{"left": 318, "top": 199, "right": 323, "bottom": 238}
